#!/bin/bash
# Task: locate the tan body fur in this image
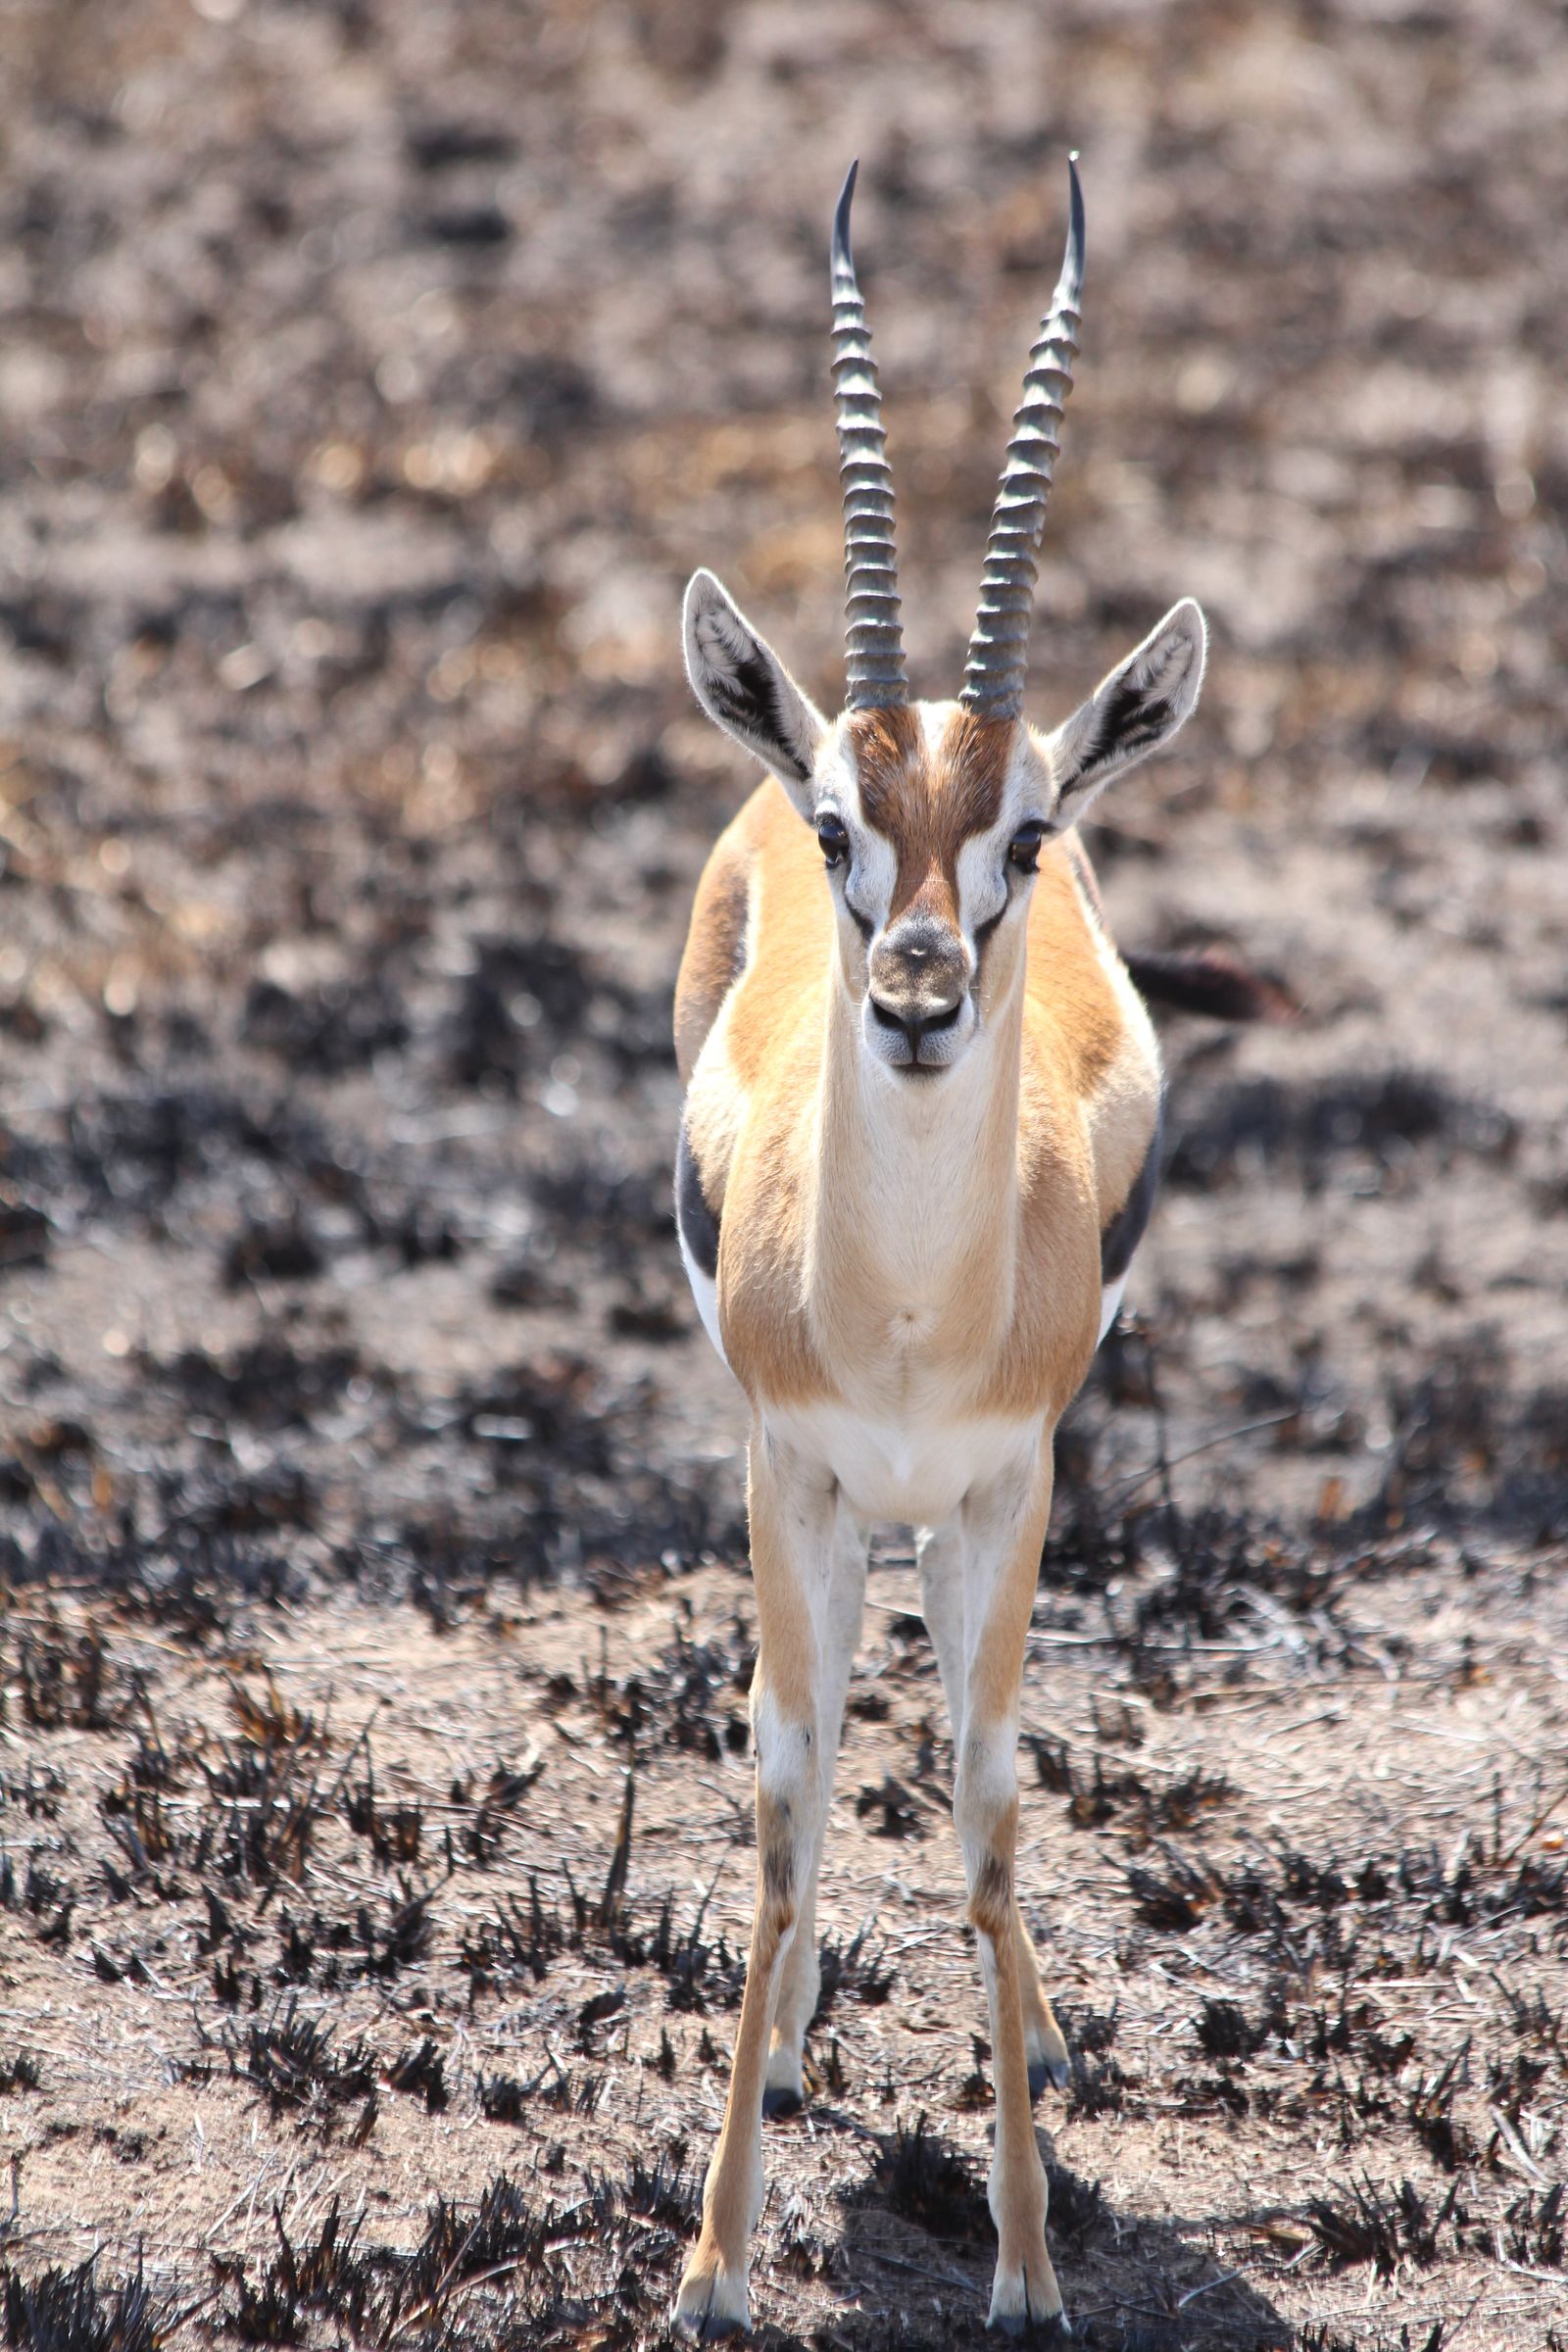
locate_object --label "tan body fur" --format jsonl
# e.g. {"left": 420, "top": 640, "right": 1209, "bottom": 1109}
{"left": 679, "top": 773, "right": 1157, "bottom": 1434}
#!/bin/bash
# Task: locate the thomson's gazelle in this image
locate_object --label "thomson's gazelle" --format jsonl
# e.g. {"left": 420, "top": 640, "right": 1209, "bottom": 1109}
{"left": 672, "top": 159, "right": 1206, "bottom": 2337}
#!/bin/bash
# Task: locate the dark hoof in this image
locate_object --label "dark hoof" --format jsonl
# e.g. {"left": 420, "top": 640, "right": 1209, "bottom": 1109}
{"left": 1028, "top": 2054, "right": 1069, "bottom": 2104}
{"left": 672, "top": 2291, "right": 748, "bottom": 2341}
{"left": 992, "top": 2313, "right": 1071, "bottom": 2342}
{"left": 761, "top": 2082, "right": 804, "bottom": 2120}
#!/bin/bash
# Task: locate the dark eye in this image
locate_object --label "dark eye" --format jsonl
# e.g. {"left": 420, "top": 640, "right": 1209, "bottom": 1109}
{"left": 815, "top": 810, "right": 849, "bottom": 868}
{"left": 1007, "top": 820, "right": 1047, "bottom": 873}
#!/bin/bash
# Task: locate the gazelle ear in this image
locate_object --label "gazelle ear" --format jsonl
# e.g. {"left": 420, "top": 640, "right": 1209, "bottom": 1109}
{"left": 1047, "top": 599, "right": 1207, "bottom": 828}
{"left": 683, "top": 570, "right": 828, "bottom": 811}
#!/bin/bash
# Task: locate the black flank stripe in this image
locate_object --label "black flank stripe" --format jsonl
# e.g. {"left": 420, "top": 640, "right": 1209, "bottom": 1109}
{"left": 1101, "top": 1095, "right": 1164, "bottom": 1286}
{"left": 675, "top": 1120, "right": 719, "bottom": 1279}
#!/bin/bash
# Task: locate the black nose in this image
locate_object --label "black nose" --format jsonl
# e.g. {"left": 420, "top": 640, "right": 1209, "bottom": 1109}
{"left": 870, "top": 996, "right": 962, "bottom": 1054}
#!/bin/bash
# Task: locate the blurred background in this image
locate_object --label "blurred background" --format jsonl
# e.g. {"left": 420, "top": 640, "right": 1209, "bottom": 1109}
{"left": 3, "top": 10, "right": 1567, "bottom": 2346}
{"left": 1, "top": 0, "right": 1564, "bottom": 1588}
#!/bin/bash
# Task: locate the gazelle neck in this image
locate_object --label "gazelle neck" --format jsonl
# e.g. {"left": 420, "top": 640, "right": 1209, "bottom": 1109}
{"left": 810, "top": 942, "right": 1029, "bottom": 1348}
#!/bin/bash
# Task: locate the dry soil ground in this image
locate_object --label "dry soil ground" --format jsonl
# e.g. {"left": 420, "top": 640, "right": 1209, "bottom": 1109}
{"left": 1, "top": 2, "right": 1566, "bottom": 2348}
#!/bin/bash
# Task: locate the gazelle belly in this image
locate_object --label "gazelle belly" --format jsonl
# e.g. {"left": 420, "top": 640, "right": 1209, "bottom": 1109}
{"left": 767, "top": 1396, "right": 1047, "bottom": 1528}
{"left": 763, "top": 1268, "right": 1126, "bottom": 1526}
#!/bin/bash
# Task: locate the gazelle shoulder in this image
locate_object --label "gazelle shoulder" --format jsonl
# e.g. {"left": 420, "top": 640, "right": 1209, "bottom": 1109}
{"left": 678, "top": 779, "right": 834, "bottom": 1093}
{"left": 1021, "top": 840, "right": 1144, "bottom": 1094}
{"left": 674, "top": 780, "right": 797, "bottom": 1083}
{"left": 1019, "top": 835, "right": 1160, "bottom": 1219}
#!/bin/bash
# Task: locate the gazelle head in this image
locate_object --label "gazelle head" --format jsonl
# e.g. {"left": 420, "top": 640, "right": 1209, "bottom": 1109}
{"left": 683, "top": 158, "right": 1207, "bottom": 1079}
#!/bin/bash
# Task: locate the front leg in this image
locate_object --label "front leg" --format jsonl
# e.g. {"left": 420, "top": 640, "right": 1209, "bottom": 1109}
{"left": 764, "top": 1498, "right": 867, "bottom": 2116}
{"left": 919, "top": 1522, "right": 1069, "bottom": 2104}
{"left": 953, "top": 1453, "right": 1068, "bottom": 2336}
{"left": 674, "top": 1431, "right": 836, "bottom": 2339}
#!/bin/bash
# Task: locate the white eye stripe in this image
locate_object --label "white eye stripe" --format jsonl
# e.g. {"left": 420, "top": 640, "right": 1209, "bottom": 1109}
{"left": 956, "top": 829, "right": 1016, "bottom": 937}
{"left": 835, "top": 815, "right": 897, "bottom": 926}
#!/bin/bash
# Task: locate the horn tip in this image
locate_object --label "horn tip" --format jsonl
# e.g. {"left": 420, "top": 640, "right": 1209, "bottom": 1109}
{"left": 1065, "top": 151, "right": 1085, "bottom": 281}
{"left": 832, "top": 161, "right": 859, "bottom": 272}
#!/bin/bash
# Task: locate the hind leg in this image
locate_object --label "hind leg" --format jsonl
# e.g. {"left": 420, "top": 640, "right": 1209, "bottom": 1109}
{"left": 1013, "top": 1905, "right": 1070, "bottom": 2098}
{"left": 918, "top": 1522, "right": 1067, "bottom": 2105}
{"left": 948, "top": 1459, "right": 1065, "bottom": 2330}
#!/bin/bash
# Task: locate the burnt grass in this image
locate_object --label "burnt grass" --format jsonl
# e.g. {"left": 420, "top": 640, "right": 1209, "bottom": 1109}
{"left": 2, "top": 0, "right": 1568, "bottom": 2347}
{"left": 3, "top": 1491, "right": 1564, "bottom": 2345}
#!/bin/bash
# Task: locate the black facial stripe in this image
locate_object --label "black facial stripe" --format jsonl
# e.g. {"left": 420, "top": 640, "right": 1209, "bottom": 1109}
{"left": 675, "top": 1120, "right": 719, "bottom": 1280}
{"left": 1101, "top": 1095, "right": 1164, "bottom": 1286}
{"left": 707, "top": 648, "right": 810, "bottom": 782}
{"left": 846, "top": 899, "right": 874, "bottom": 942}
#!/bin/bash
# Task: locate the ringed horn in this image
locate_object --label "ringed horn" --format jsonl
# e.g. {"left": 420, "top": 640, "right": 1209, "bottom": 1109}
{"left": 959, "top": 152, "right": 1086, "bottom": 722}
{"left": 830, "top": 161, "right": 908, "bottom": 711}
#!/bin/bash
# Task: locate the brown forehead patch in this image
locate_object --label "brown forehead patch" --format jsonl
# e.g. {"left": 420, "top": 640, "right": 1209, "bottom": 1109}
{"left": 850, "top": 706, "right": 1013, "bottom": 922}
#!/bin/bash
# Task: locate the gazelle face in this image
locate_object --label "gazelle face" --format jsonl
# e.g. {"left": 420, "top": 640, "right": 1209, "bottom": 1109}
{"left": 812, "top": 705, "right": 1053, "bottom": 1077}
{"left": 682, "top": 568, "right": 1208, "bottom": 1074}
